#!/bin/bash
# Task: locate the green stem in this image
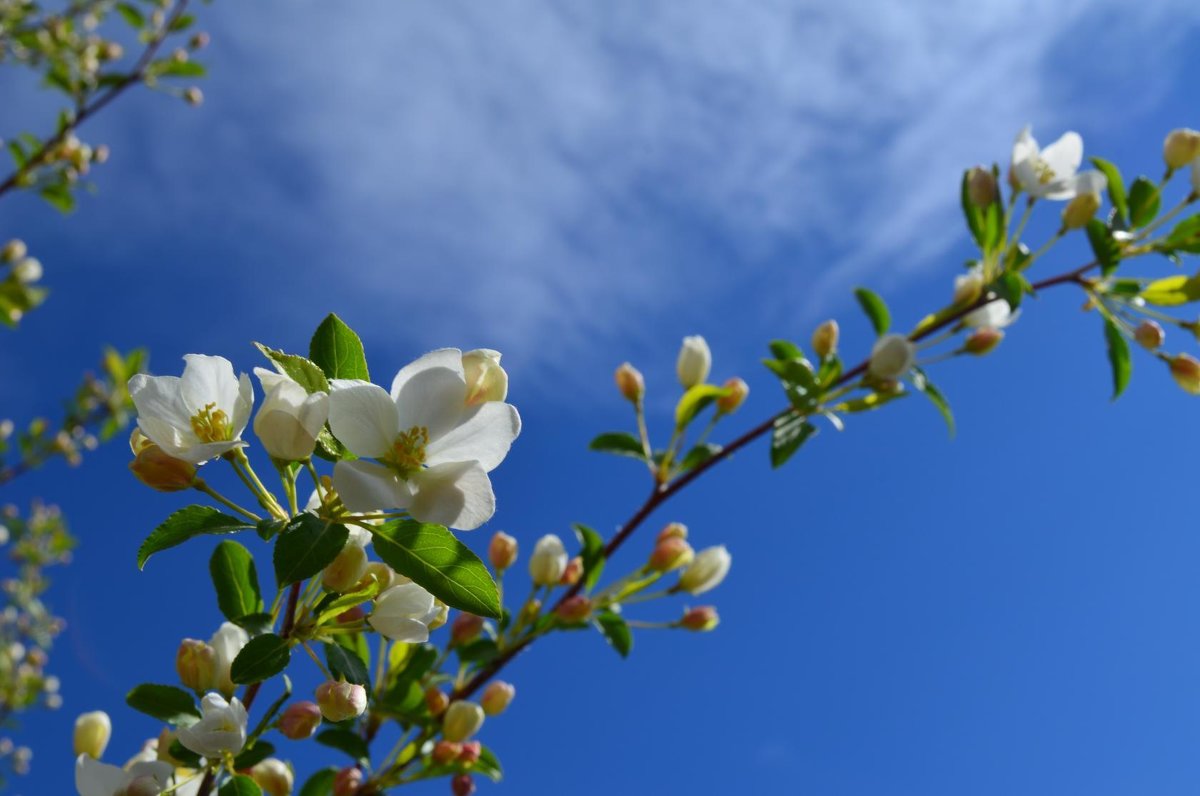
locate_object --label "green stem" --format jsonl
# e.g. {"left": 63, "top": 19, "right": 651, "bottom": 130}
{"left": 194, "top": 481, "right": 261, "bottom": 522}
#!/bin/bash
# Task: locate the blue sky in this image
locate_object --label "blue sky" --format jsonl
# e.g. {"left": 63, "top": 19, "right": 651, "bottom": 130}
{"left": 5, "top": 1, "right": 1200, "bottom": 793}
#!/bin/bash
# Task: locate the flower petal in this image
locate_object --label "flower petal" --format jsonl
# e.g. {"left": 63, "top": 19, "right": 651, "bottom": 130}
{"left": 180, "top": 355, "right": 242, "bottom": 419}
{"left": 126, "top": 760, "right": 175, "bottom": 787}
{"left": 1040, "top": 131, "right": 1082, "bottom": 181}
{"left": 230, "top": 371, "right": 254, "bottom": 437}
{"left": 409, "top": 460, "right": 495, "bottom": 530}
{"left": 75, "top": 755, "right": 129, "bottom": 796}
{"left": 130, "top": 374, "right": 192, "bottom": 430}
{"left": 426, "top": 402, "right": 520, "bottom": 472}
{"left": 369, "top": 615, "right": 431, "bottom": 643}
{"left": 327, "top": 380, "right": 399, "bottom": 458}
{"left": 390, "top": 349, "right": 468, "bottom": 439}
{"left": 333, "top": 460, "right": 413, "bottom": 512}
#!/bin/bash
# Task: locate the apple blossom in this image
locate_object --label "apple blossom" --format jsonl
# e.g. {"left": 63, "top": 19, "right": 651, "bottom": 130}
{"left": 676, "top": 335, "right": 712, "bottom": 388}
{"left": 680, "top": 605, "right": 720, "bottom": 631}
{"left": 1, "top": 239, "right": 26, "bottom": 262}
{"left": 964, "top": 328, "right": 1004, "bottom": 356}
{"left": 480, "top": 681, "right": 515, "bottom": 716}
{"left": 488, "top": 531, "right": 518, "bottom": 571}
{"left": 528, "top": 534, "right": 567, "bottom": 586}
{"left": 1135, "top": 320, "right": 1165, "bottom": 350}
{"left": 176, "top": 693, "right": 247, "bottom": 757}
{"left": 953, "top": 268, "right": 984, "bottom": 307}
{"left": 278, "top": 701, "right": 322, "bottom": 740}
{"left": 73, "top": 711, "right": 111, "bottom": 759}
{"left": 1011, "top": 127, "right": 1088, "bottom": 200}
{"left": 648, "top": 536, "right": 694, "bottom": 572}
{"left": 74, "top": 754, "right": 174, "bottom": 796}
{"left": 614, "top": 362, "right": 644, "bottom": 402}
{"left": 867, "top": 334, "right": 916, "bottom": 380}
{"left": 1163, "top": 128, "right": 1200, "bottom": 169}
{"left": 811, "top": 320, "right": 839, "bottom": 358}
{"left": 176, "top": 638, "right": 217, "bottom": 692}
{"left": 458, "top": 742, "right": 481, "bottom": 764}
{"left": 332, "top": 767, "right": 363, "bottom": 796}
{"left": 556, "top": 595, "right": 592, "bottom": 623}
{"left": 128, "top": 355, "right": 253, "bottom": 464}
{"left": 1169, "top": 353, "right": 1200, "bottom": 394}
{"left": 210, "top": 622, "right": 248, "bottom": 698}
{"left": 425, "top": 687, "right": 450, "bottom": 716}
{"left": 560, "top": 555, "right": 583, "bottom": 586}
{"left": 316, "top": 680, "right": 368, "bottom": 722}
{"left": 1060, "top": 172, "right": 1107, "bottom": 229}
{"left": 432, "top": 740, "right": 463, "bottom": 764}
{"left": 321, "top": 535, "right": 369, "bottom": 593}
{"left": 12, "top": 257, "right": 42, "bottom": 284}
{"left": 252, "top": 368, "right": 329, "bottom": 461}
{"left": 442, "top": 700, "right": 485, "bottom": 743}
{"left": 677, "top": 545, "right": 732, "bottom": 595}
{"left": 462, "top": 348, "right": 508, "bottom": 405}
{"left": 366, "top": 580, "right": 440, "bottom": 642}
{"left": 716, "top": 377, "right": 749, "bottom": 414}
{"left": 328, "top": 348, "right": 521, "bottom": 530}
{"left": 963, "top": 297, "right": 1019, "bottom": 330}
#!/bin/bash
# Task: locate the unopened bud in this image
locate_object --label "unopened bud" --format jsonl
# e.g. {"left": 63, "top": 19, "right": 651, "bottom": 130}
{"left": 811, "top": 320, "right": 839, "bottom": 359}
{"left": 1169, "top": 353, "right": 1200, "bottom": 394}
{"left": 559, "top": 556, "right": 582, "bottom": 586}
{"left": 716, "top": 377, "right": 749, "bottom": 414}
{"left": 183, "top": 87, "right": 203, "bottom": 106}
{"left": 555, "top": 595, "right": 592, "bottom": 623}
{"left": 176, "top": 638, "right": 217, "bottom": 692}
{"left": 1, "top": 239, "right": 27, "bottom": 262}
{"left": 189, "top": 32, "right": 210, "bottom": 50}
{"left": 488, "top": 531, "right": 517, "bottom": 571}
{"left": 1133, "top": 320, "right": 1164, "bottom": 350}
{"left": 519, "top": 598, "right": 542, "bottom": 625}
{"left": 462, "top": 349, "right": 508, "bottom": 405}
{"left": 129, "top": 429, "right": 196, "bottom": 491}
{"left": 363, "top": 561, "right": 395, "bottom": 591}
{"left": 425, "top": 687, "right": 449, "bottom": 716}
{"left": 73, "top": 711, "right": 111, "bottom": 759}
{"left": 1164, "top": 128, "right": 1200, "bottom": 170}
{"left": 102, "top": 41, "right": 124, "bottom": 60}
{"left": 964, "top": 327, "right": 1004, "bottom": 356}
{"left": 679, "top": 605, "right": 720, "bottom": 631}
{"left": 657, "top": 522, "right": 688, "bottom": 543}
{"left": 11, "top": 257, "right": 42, "bottom": 284}
{"left": 428, "top": 599, "right": 449, "bottom": 631}
{"left": 450, "top": 613, "right": 484, "bottom": 646}
{"left": 452, "top": 774, "right": 476, "bottom": 796}
{"left": 677, "top": 545, "right": 731, "bottom": 595}
{"left": 93, "top": 144, "right": 110, "bottom": 164}
{"left": 279, "top": 701, "right": 321, "bottom": 740}
{"left": 458, "top": 741, "right": 481, "bottom": 764}
{"left": 1062, "top": 191, "right": 1101, "bottom": 230}
{"left": 953, "top": 269, "right": 984, "bottom": 307}
{"left": 676, "top": 335, "right": 712, "bottom": 388}
{"left": 442, "top": 701, "right": 485, "bottom": 743}
{"left": 332, "top": 767, "right": 362, "bottom": 796}
{"left": 966, "top": 166, "right": 997, "bottom": 207}
{"left": 648, "top": 536, "right": 694, "bottom": 572}
{"left": 529, "top": 534, "right": 567, "bottom": 586}
{"left": 615, "top": 362, "right": 645, "bottom": 402}
{"left": 480, "top": 681, "right": 515, "bottom": 716}
{"left": 321, "top": 542, "right": 368, "bottom": 593}
{"left": 316, "top": 680, "right": 367, "bottom": 722}
{"left": 432, "top": 740, "right": 462, "bottom": 764}
{"left": 867, "top": 334, "right": 916, "bottom": 380}
{"left": 249, "top": 758, "right": 294, "bottom": 796}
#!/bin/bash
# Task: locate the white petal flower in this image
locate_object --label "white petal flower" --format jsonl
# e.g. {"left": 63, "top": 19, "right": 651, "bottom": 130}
{"left": 1011, "top": 126, "right": 1085, "bottom": 200}
{"left": 252, "top": 368, "right": 329, "bottom": 461}
{"left": 368, "top": 581, "right": 438, "bottom": 642}
{"left": 867, "top": 334, "right": 916, "bottom": 380}
{"left": 328, "top": 349, "right": 521, "bottom": 530}
{"left": 209, "top": 622, "right": 249, "bottom": 698}
{"left": 129, "top": 355, "right": 253, "bottom": 464}
{"left": 75, "top": 754, "right": 173, "bottom": 796}
{"left": 964, "top": 297, "right": 1019, "bottom": 330}
{"left": 676, "top": 336, "right": 712, "bottom": 388}
{"left": 528, "top": 534, "right": 568, "bottom": 586}
{"left": 678, "top": 545, "right": 732, "bottom": 595}
{"left": 176, "top": 693, "right": 247, "bottom": 758}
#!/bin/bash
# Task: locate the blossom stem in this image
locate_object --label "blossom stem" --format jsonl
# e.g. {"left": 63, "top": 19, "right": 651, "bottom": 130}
{"left": 634, "top": 398, "right": 657, "bottom": 481}
{"left": 194, "top": 481, "right": 261, "bottom": 522}
{"left": 305, "top": 459, "right": 324, "bottom": 496}
{"left": 1009, "top": 197, "right": 1036, "bottom": 251}
{"left": 231, "top": 451, "right": 287, "bottom": 519}
{"left": 301, "top": 642, "right": 334, "bottom": 679}
{"left": 1135, "top": 194, "right": 1196, "bottom": 241}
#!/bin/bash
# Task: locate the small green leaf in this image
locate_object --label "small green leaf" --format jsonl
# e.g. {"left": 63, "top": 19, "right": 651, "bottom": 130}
{"left": 1103, "top": 318, "right": 1131, "bottom": 400}
{"left": 770, "top": 413, "right": 816, "bottom": 468}
{"left": 596, "top": 610, "right": 632, "bottom": 657}
{"left": 372, "top": 520, "right": 500, "bottom": 618}
{"left": 853, "top": 287, "right": 890, "bottom": 336}
{"left": 115, "top": 2, "right": 145, "bottom": 28}
{"left": 138, "top": 506, "right": 254, "bottom": 569}
{"left": 674, "top": 383, "right": 732, "bottom": 428}
{"left": 169, "top": 13, "right": 196, "bottom": 31}
{"left": 233, "top": 740, "right": 276, "bottom": 770}
{"left": 475, "top": 746, "right": 504, "bottom": 782}
{"left": 767, "top": 339, "right": 805, "bottom": 361}
{"left": 678, "top": 442, "right": 721, "bottom": 473}
{"left": 210, "top": 541, "right": 264, "bottom": 623}
{"left": 993, "top": 271, "right": 1031, "bottom": 310}
{"left": 910, "top": 368, "right": 955, "bottom": 437}
{"left": 310, "top": 314, "right": 370, "bottom": 381}
{"left": 156, "top": 60, "right": 206, "bottom": 78}
{"left": 298, "top": 768, "right": 338, "bottom": 796}
{"left": 324, "top": 643, "right": 370, "bottom": 686}
{"left": 125, "top": 684, "right": 199, "bottom": 726}
{"left": 1128, "top": 177, "right": 1161, "bottom": 229}
{"left": 573, "top": 523, "right": 605, "bottom": 592}
{"left": 219, "top": 775, "right": 262, "bottom": 796}
{"left": 256, "top": 518, "right": 287, "bottom": 542}
{"left": 273, "top": 514, "right": 349, "bottom": 587}
{"left": 587, "top": 432, "right": 646, "bottom": 460}
{"left": 1089, "top": 157, "right": 1128, "bottom": 224}
{"left": 1141, "top": 273, "right": 1200, "bottom": 306}
{"left": 456, "top": 638, "right": 499, "bottom": 665}
{"left": 253, "top": 343, "right": 330, "bottom": 393}
{"left": 40, "top": 183, "right": 75, "bottom": 213}
{"left": 230, "top": 633, "right": 291, "bottom": 685}
{"left": 316, "top": 728, "right": 369, "bottom": 762}
{"left": 1086, "top": 219, "right": 1122, "bottom": 276}
{"left": 1161, "top": 215, "right": 1200, "bottom": 254}
{"left": 168, "top": 740, "right": 202, "bottom": 768}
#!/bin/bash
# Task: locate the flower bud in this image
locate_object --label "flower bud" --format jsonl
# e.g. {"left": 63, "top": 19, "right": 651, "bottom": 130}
{"left": 676, "top": 335, "right": 712, "bottom": 388}
{"left": 183, "top": 86, "right": 203, "bottom": 106}
{"left": 1169, "top": 353, "right": 1200, "bottom": 394}
{"left": 964, "top": 327, "right": 1004, "bottom": 356}
{"left": 176, "top": 638, "right": 217, "bottom": 692}
{"left": 1061, "top": 191, "right": 1101, "bottom": 230}
{"left": 279, "top": 701, "right": 322, "bottom": 740}
{"left": 811, "top": 320, "right": 839, "bottom": 359}
{"left": 432, "top": 740, "right": 462, "bottom": 764}
{"left": 488, "top": 531, "right": 518, "bottom": 571}
{"left": 614, "top": 362, "right": 644, "bottom": 402}
{"left": 559, "top": 556, "right": 583, "bottom": 586}
{"left": 332, "top": 767, "right": 362, "bottom": 796}
{"left": 1134, "top": 320, "right": 1165, "bottom": 350}
{"left": 953, "top": 269, "right": 984, "bottom": 307}
{"left": 867, "top": 334, "right": 916, "bottom": 380}
{"left": 253, "top": 370, "right": 330, "bottom": 462}
{"left": 189, "top": 32, "right": 210, "bottom": 50}
{"left": 322, "top": 542, "right": 368, "bottom": 594}
{"left": 442, "top": 701, "right": 485, "bottom": 743}
{"left": 716, "top": 377, "right": 749, "bottom": 414}
{"left": 425, "top": 687, "right": 449, "bottom": 716}
{"left": 156, "top": 728, "right": 180, "bottom": 764}
{"left": 458, "top": 741, "right": 481, "bottom": 764}
{"left": 73, "top": 711, "right": 111, "bottom": 759}
{"left": 249, "top": 758, "right": 294, "bottom": 796}
{"left": 452, "top": 774, "right": 476, "bottom": 796}
{"left": 967, "top": 166, "right": 997, "bottom": 207}
{"left": 462, "top": 349, "right": 508, "bottom": 405}
{"left": 648, "top": 536, "right": 694, "bottom": 572}
{"left": 316, "top": 680, "right": 367, "bottom": 722}
{"left": 129, "top": 429, "right": 196, "bottom": 491}
{"left": 450, "top": 613, "right": 484, "bottom": 646}
{"left": 428, "top": 599, "right": 450, "bottom": 631}
{"left": 555, "top": 595, "right": 592, "bottom": 623}
{"left": 657, "top": 522, "right": 687, "bottom": 543}
{"left": 680, "top": 605, "right": 720, "bottom": 631}
{"left": 519, "top": 598, "right": 542, "bottom": 625}
{"left": 11, "top": 257, "right": 41, "bottom": 284}
{"left": 677, "top": 545, "right": 731, "bottom": 595}
{"left": 364, "top": 561, "right": 395, "bottom": 591}
{"left": 211, "top": 622, "right": 249, "bottom": 698}
{"left": 480, "top": 681, "right": 515, "bottom": 716}
{"left": 1164, "top": 128, "right": 1200, "bottom": 170}
{"left": 1, "top": 239, "right": 26, "bottom": 262}
{"left": 528, "top": 534, "right": 567, "bottom": 586}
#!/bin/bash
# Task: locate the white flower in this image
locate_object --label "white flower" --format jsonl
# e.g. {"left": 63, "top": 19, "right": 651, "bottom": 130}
{"left": 528, "top": 534, "right": 568, "bottom": 586}
{"left": 129, "top": 355, "right": 253, "bottom": 464}
{"left": 252, "top": 368, "right": 329, "bottom": 461}
{"left": 676, "top": 335, "right": 712, "bottom": 388}
{"left": 328, "top": 348, "right": 521, "bottom": 530}
{"left": 368, "top": 581, "right": 439, "bottom": 642}
{"left": 867, "top": 334, "right": 916, "bottom": 380}
{"left": 677, "top": 545, "right": 732, "bottom": 595}
{"left": 75, "top": 754, "right": 173, "bottom": 796}
{"left": 176, "top": 693, "right": 247, "bottom": 758}
{"left": 209, "top": 622, "right": 249, "bottom": 698}
{"left": 953, "top": 267, "right": 984, "bottom": 306}
{"left": 1011, "top": 127, "right": 1088, "bottom": 200}
{"left": 963, "top": 297, "right": 1019, "bottom": 330}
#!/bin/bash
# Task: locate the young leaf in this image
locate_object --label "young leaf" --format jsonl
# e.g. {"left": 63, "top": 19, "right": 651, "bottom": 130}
{"left": 572, "top": 523, "right": 605, "bottom": 592}
{"left": 115, "top": 2, "right": 145, "bottom": 28}
{"left": 1160, "top": 215, "right": 1200, "bottom": 255}
{"left": 853, "top": 287, "right": 890, "bottom": 336}
{"left": 910, "top": 368, "right": 955, "bottom": 437}
{"left": 596, "top": 610, "right": 632, "bottom": 658}
{"left": 1089, "top": 156, "right": 1128, "bottom": 224}
{"left": 1086, "top": 219, "right": 1122, "bottom": 276}
{"left": 298, "top": 769, "right": 338, "bottom": 796}
{"left": 324, "top": 642, "right": 370, "bottom": 687}
{"left": 1140, "top": 273, "right": 1200, "bottom": 306}
{"left": 1128, "top": 177, "right": 1160, "bottom": 228}
{"left": 770, "top": 413, "right": 817, "bottom": 468}
{"left": 125, "top": 684, "right": 200, "bottom": 726}
{"left": 674, "top": 383, "right": 732, "bottom": 428}
{"left": 310, "top": 313, "right": 370, "bottom": 381}
{"left": 210, "top": 541, "right": 264, "bottom": 623}
{"left": 232, "top": 740, "right": 276, "bottom": 770}
{"left": 372, "top": 520, "right": 501, "bottom": 618}
{"left": 587, "top": 432, "right": 646, "bottom": 459}
{"left": 219, "top": 776, "right": 262, "bottom": 796}
{"left": 678, "top": 442, "right": 721, "bottom": 473}
{"left": 316, "top": 728, "right": 370, "bottom": 762}
{"left": 230, "top": 633, "right": 292, "bottom": 685}
{"left": 253, "top": 342, "right": 330, "bottom": 393}
{"left": 273, "top": 514, "right": 349, "bottom": 588}
{"left": 475, "top": 746, "right": 504, "bottom": 782}
{"left": 138, "top": 506, "right": 254, "bottom": 569}
{"left": 1103, "top": 318, "right": 1131, "bottom": 400}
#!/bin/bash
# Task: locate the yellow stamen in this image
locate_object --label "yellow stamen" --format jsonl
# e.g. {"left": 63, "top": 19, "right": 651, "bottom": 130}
{"left": 384, "top": 426, "right": 429, "bottom": 477}
{"left": 190, "top": 403, "right": 232, "bottom": 443}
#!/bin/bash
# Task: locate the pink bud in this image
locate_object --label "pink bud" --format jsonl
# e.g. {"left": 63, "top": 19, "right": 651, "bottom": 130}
{"left": 555, "top": 595, "right": 592, "bottom": 623}
{"left": 316, "top": 680, "right": 367, "bottom": 722}
{"left": 432, "top": 740, "right": 462, "bottom": 764}
{"left": 648, "top": 536, "right": 694, "bottom": 572}
{"left": 451, "top": 774, "right": 476, "bottom": 796}
{"left": 458, "top": 741, "right": 481, "bottom": 764}
{"left": 451, "top": 613, "right": 484, "bottom": 646}
{"left": 488, "top": 532, "right": 518, "bottom": 571}
{"left": 279, "top": 701, "right": 322, "bottom": 740}
{"left": 680, "top": 605, "right": 719, "bottom": 632}
{"left": 559, "top": 556, "right": 583, "bottom": 586}
{"left": 656, "top": 522, "right": 688, "bottom": 543}
{"left": 338, "top": 605, "right": 366, "bottom": 623}
{"left": 480, "top": 681, "right": 515, "bottom": 716}
{"left": 425, "top": 687, "right": 449, "bottom": 716}
{"left": 333, "top": 766, "right": 363, "bottom": 796}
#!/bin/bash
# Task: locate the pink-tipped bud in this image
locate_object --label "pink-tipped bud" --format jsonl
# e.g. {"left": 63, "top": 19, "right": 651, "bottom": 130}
{"left": 488, "top": 531, "right": 518, "bottom": 571}
{"left": 130, "top": 429, "right": 196, "bottom": 492}
{"left": 559, "top": 556, "right": 583, "bottom": 586}
{"left": 1169, "top": 353, "right": 1200, "bottom": 394}
{"left": 963, "top": 328, "right": 1004, "bottom": 356}
{"left": 811, "top": 320, "right": 839, "bottom": 359}
{"left": 279, "top": 701, "right": 322, "bottom": 740}
{"left": 1134, "top": 320, "right": 1165, "bottom": 350}
{"left": 189, "top": 32, "right": 210, "bottom": 50}
{"left": 332, "top": 767, "right": 362, "bottom": 796}
{"left": 680, "top": 605, "right": 720, "bottom": 632}
{"left": 967, "top": 166, "right": 997, "bottom": 208}
{"left": 452, "top": 774, "right": 476, "bottom": 796}
{"left": 480, "top": 681, "right": 515, "bottom": 716}
{"left": 716, "top": 377, "right": 749, "bottom": 414}
{"left": 458, "top": 741, "right": 481, "bottom": 764}
{"left": 615, "top": 362, "right": 645, "bottom": 403}
{"left": 657, "top": 522, "right": 688, "bottom": 543}
{"left": 176, "top": 639, "right": 217, "bottom": 692}
{"left": 316, "top": 680, "right": 367, "bottom": 722}
{"left": 451, "top": 613, "right": 485, "bottom": 646}
{"left": 432, "top": 740, "right": 463, "bottom": 765}
{"left": 425, "top": 687, "right": 449, "bottom": 716}
{"left": 648, "top": 536, "right": 694, "bottom": 572}
{"left": 555, "top": 595, "right": 592, "bottom": 623}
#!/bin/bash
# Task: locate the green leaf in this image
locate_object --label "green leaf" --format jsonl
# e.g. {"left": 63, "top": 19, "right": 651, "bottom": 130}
{"left": 678, "top": 442, "right": 721, "bottom": 473}
{"left": 157, "top": 60, "right": 206, "bottom": 78}
{"left": 853, "top": 287, "right": 890, "bottom": 336}
{"left": 572, "top": 523, "right": 605, "bottom": 592}
{"left": 596, "top": 610, "right": 632, "bottom": 657}
{"left": 770, "top": 413, "right": 816, "bottom": 468}
{"left": 310, "top": 314, "right": 370, "bottom": 381}
{"left": 168, "top": 739, "right": 202, "bottom": 768}
{"left": 456, "top": 637, "right": 499, "bottom": 665}
{"left": 993, "top": 271, "right": 1031, "bottom": 310}
{"left": 1128, "top": 177, "right": 1161, "bottom": 229}
{"left": 253, "top": 343, "right": 330, "bottom": 393}
{"left": 587, "top": 432, "right": 646, "bottom": 460}
{"left": 1140, "top": 273, "right": 1200, "bottom": 306}
{"left": 273, "top": 514, "right": 349, "bottom": 587}
{"left": 324, "top": 642, "right": 370, "bottom": 686}
{"left": 219, "top": 776, "right": 262, "bottom": 796}
{"left": 1103, "top": 318, "right": 1131, "bottom": 400}
{"left": 1086, "top": 219, "right": 1122, "bottom": 276}
{"left": 475, "top": 746, "right": 504, "bottom": 782}
{"left": 674, "top": 383, "right": 731, "bottom": 428}
{"left": 910, "top": 368, "right": 955, "bottom": 437}
{"left": 210, "top": 541, "right": 264, "bottom": 623}
{"left": 1089, "top": 156, "right": 1128, "bottom": 224}
{"left": 298, "top": 769, "right": 338, "bottom": 796}
{"left": 115, "top": 2, "right": 145, "bottom": 28}
{"left": 40, "top": 183, "right": 75, "bottom": 213}
{"left": 1161, "top": 215, "right": 1200, "bottom": 254}
{"left": 230, "top": 633, "right": 291, "bottom": 685}
{"left": 169, "top": 12, "right": 196, "bottom": 31}
{"left": 138, "top": 506, "right": 254, "bottom": 569}
{"left": 316, "top": 728, "right": 369, "bottom": 762}
{"left": 767, "top": 339, "right": 805, "bottom": 361}
{"left": 372, "top": 520, "right": 500, "bottom": 618}
{"left": 831, "top": 391, "right": 907, "bottom": 413}
{"left": 125, "top": 684, "right": 199, "bottom": 726}
{"left": 256, "top": 518, "right": 287, "bottom": 542}
{"left": 233, "top": 740, "right": 276, "bottom": 770}
{"left": 313, "top": 427, "right": 350, "bottom": 462}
